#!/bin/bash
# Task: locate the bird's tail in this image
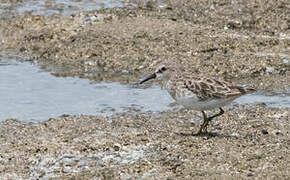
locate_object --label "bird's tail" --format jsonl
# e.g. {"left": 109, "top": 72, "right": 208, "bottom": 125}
{"left": 236, "top": 86, "right": 256, "bottom": 94}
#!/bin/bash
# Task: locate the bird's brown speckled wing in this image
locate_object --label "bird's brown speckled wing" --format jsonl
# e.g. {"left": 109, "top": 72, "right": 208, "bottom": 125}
{"left": 180, "top": 76, "right": 255, "bottom": 100}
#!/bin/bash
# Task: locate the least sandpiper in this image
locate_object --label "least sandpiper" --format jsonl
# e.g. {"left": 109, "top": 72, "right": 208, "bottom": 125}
{"left": 139, "top": 64, "right": 255, "bottom": 135}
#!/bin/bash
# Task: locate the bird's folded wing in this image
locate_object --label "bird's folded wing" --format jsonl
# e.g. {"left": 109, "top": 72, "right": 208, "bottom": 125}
{"left": 183, "top": 78, "right": 248, "bottom": 100}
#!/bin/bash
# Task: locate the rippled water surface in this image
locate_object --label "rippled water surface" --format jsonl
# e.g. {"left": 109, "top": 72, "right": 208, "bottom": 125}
{"left": 0, "top": 57, "right": 289, "bottom": 122}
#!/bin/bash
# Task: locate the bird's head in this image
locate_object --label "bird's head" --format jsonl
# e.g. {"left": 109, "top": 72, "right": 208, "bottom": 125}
{"left": 139, "top": 64, "right": 175, "bottom": 84}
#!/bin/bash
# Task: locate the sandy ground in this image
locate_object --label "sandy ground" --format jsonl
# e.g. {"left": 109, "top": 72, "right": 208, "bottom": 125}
{"left": 0, "top": 0, "right": 290, "bottom": 179}
{"left": 0, "top": 106, "right": 289, "bottom": 179}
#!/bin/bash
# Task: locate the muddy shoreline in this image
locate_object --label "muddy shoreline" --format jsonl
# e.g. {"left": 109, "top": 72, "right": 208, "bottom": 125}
{"left": 0, "top": 0, "right": 290, "bottom": 179}
{"left": 1, "top": 1, "right": 290, "bottom": 90}
{"left": 1, "top": 105, "right": 289, "bottom": 179}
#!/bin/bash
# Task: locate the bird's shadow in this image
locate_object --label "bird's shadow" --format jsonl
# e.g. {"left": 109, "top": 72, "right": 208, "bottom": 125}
{"left": 176, "top": 132, "right": 238, "bottom": 139}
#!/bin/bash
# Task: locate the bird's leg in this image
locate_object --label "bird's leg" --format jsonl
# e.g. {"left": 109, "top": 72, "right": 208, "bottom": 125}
{"left": 202, "top": 108, "right": 224, "bottom": 133}
{"left": 196, "top": 108, "right": 224, "bottom": 135}
{"left": 208, "top": 108, "right": 224, "bottom": 121}
{"left": 197, "top": 111, "right": 208, "bottom": 134}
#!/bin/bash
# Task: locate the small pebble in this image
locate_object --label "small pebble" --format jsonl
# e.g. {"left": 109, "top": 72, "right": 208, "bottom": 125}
{"left": 282, "top": 58, "right": 289, "bottom": 65}
{"left": 265, "top": 67, "right": 274, "bottom": 73}
{"left": 261, "top": 129, "right": 268, "bottom": 135}
{"left": 247, "top": 173, "right": 254, "bottom": 177}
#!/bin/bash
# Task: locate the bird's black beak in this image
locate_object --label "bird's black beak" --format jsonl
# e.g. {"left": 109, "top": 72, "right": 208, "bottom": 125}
{"left": 139, "top": 73, "right": 157, "bottom": 84}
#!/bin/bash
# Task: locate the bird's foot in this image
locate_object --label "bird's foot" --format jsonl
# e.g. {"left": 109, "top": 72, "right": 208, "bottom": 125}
{"left": 193, "top": 129, "right": 208, "bottom": 136}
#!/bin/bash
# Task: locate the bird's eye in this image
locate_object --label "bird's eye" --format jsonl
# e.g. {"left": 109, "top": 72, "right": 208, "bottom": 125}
{"left": 161, "top": 67, "right": 166, "bottom": 71}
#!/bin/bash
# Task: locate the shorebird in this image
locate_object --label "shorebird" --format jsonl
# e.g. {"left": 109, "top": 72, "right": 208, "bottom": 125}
{"left": 139, "top": 64, "right": 255, "bottom": 135}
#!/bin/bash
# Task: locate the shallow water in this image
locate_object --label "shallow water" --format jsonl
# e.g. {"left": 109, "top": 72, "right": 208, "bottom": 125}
{"left": 234, "top": 93, "right": 290, "bottom": 108}
{"left": 0, "top": 58, "right": 289, "bottom": 122}
{"left": 0, "top": 0, "right": 123, "bottom": 16}
{"left": 0, "top": 58, "right": 174, "bottom": 122}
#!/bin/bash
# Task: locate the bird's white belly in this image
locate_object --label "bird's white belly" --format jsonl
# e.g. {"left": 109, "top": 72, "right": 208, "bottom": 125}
{"left": 175, "top": 96, "right": 236, "bottom": 111}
